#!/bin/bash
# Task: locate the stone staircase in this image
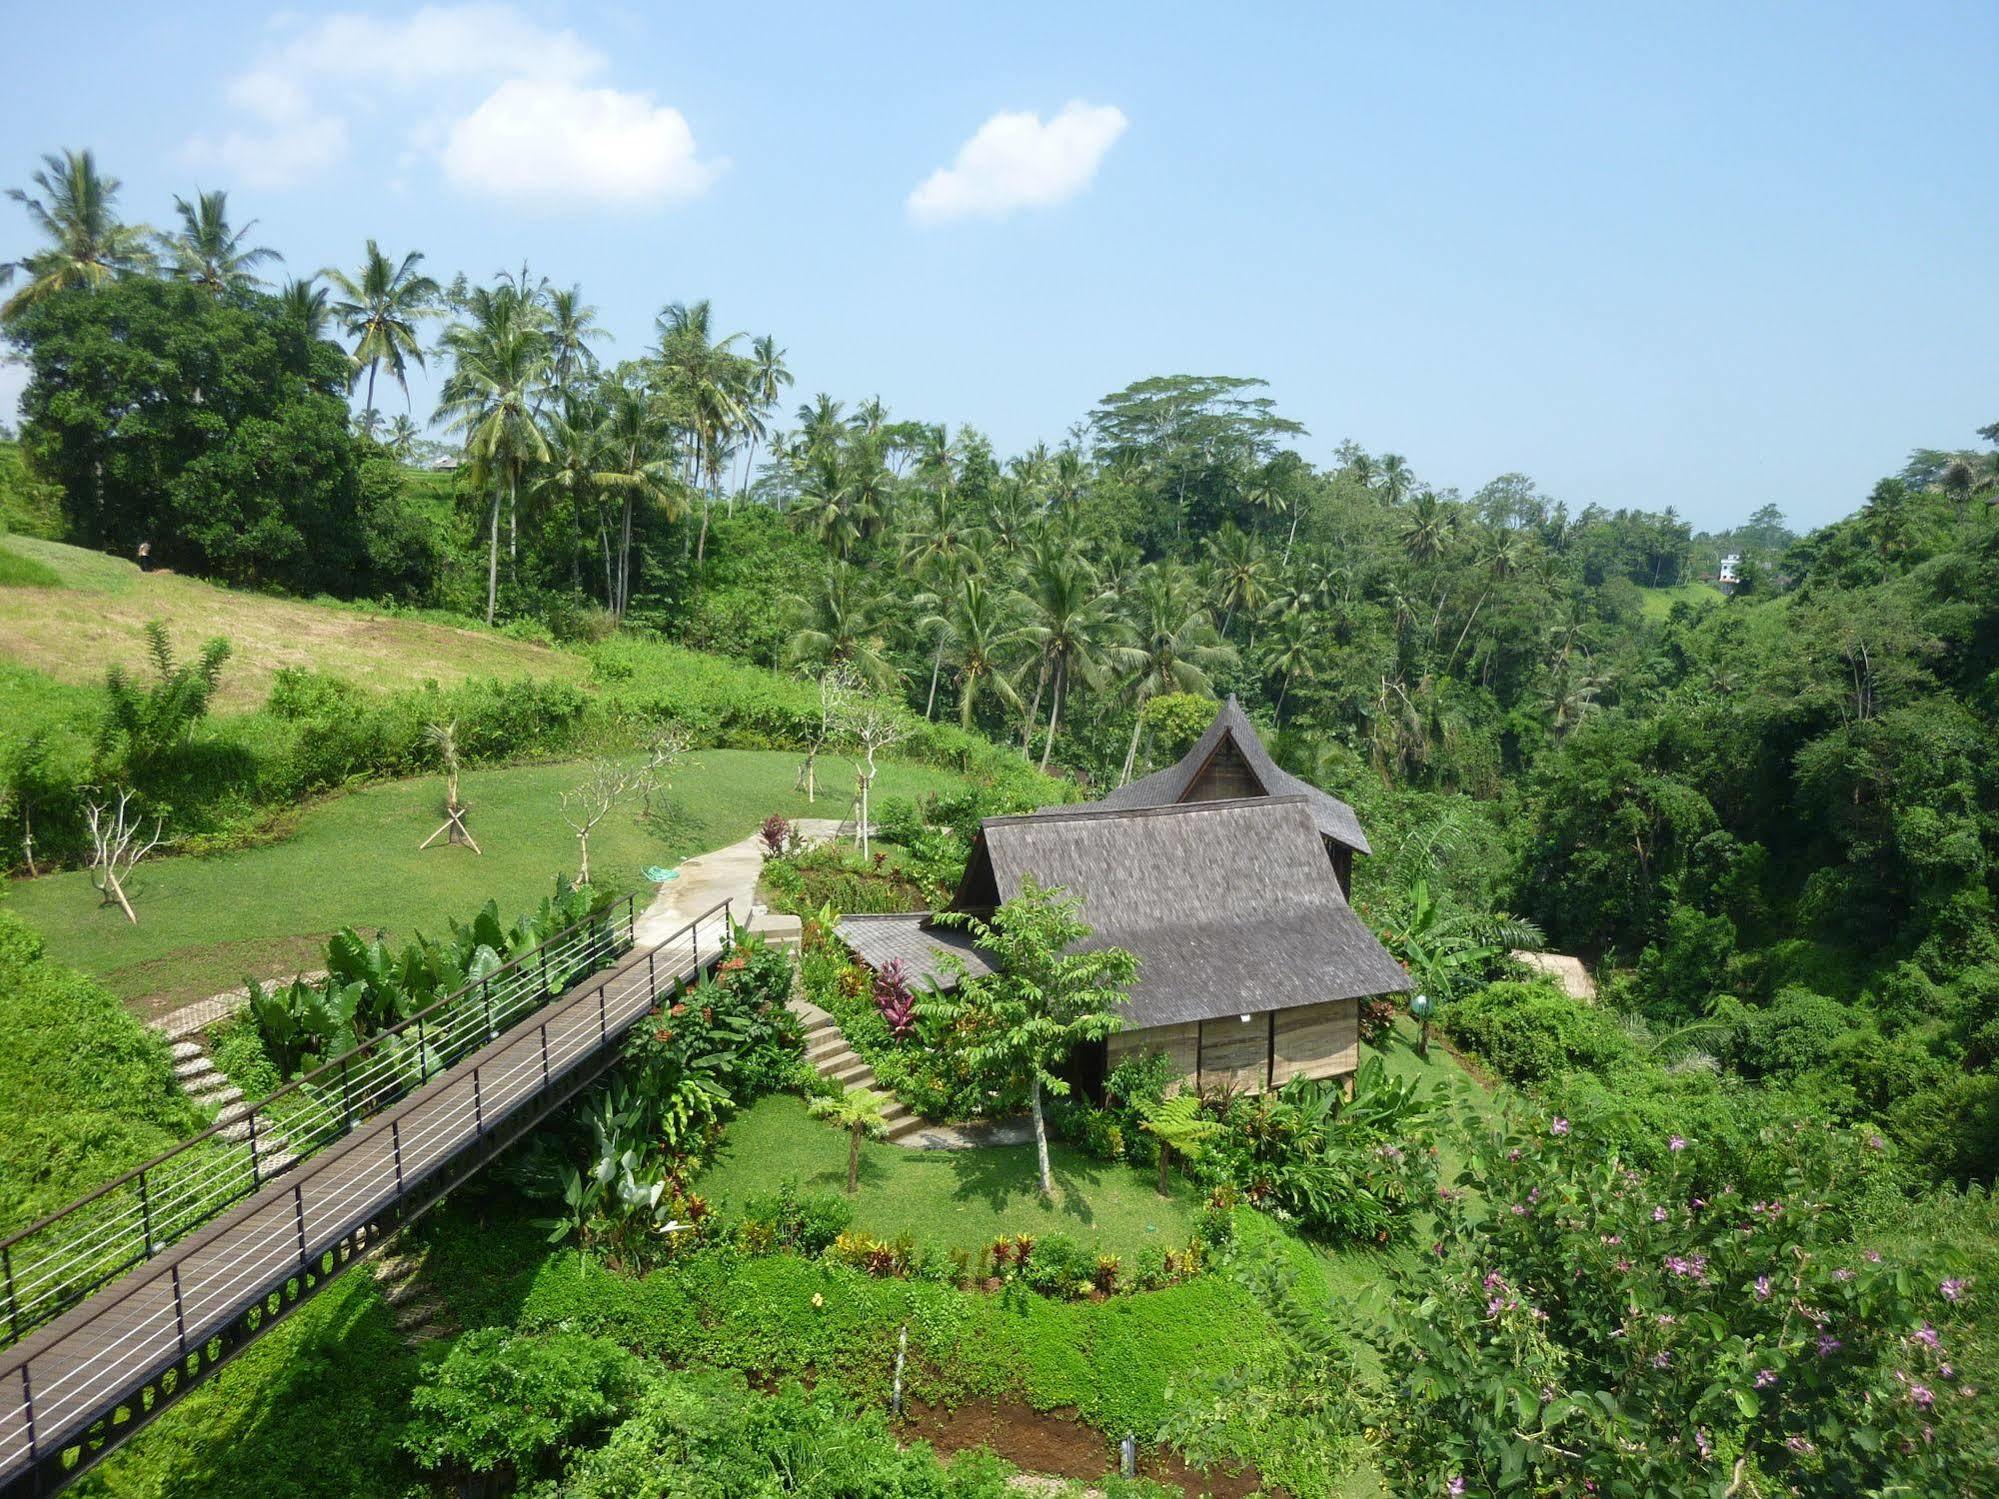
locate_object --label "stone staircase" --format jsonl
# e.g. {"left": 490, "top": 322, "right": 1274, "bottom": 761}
{"left": 792, "top": 998, "right": 929, "bottom": 1145}
{"left": 169, "top": 1038, "right": 302, "bottom": 1178}
{"left": 370, "top": 1241, "right": 457, "bottom": 1344}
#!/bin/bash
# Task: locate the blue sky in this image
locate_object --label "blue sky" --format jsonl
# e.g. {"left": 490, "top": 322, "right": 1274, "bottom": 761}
{"left": 2, "top": 1, "right": 1994, "bottom": 531}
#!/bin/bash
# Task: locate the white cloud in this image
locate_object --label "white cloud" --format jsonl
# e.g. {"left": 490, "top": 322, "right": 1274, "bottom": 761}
{"left": 441, "top": 79, "right": 721, "bottom": 208}
{"left": 907, "top": 102, "right": 1127, "bottom": 224}
{"left": 184, "top": 4, "right": 717, "bottom": 208}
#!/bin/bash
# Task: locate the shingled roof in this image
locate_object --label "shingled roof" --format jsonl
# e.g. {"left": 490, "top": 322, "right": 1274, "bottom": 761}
{"left": 1066, "top": 695, "right": 1371, "bottom": 854}
{"left": 837, "top": 795, "right": 1410, "bottom": 1030}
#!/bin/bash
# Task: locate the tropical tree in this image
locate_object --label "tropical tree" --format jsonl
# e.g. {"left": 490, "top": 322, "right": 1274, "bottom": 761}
{"left": 277, "top": 276, "right": 331, "bottom": 339}
{"left": 807, "top": 1086, "right": 889, "bottom": 1194}
{"left": 437, "top": 291, "right": 551, "bottom": 623}
{"left": 1117, "top": 564, "right": 1235, "bottom": 784}
{"left": 655, "top": 299, "right": 746, "bottom": 560}
{"left": 325, "top": 240, "right": 439, "bottom": 414}
{"left": 593, "top": 381, "right": 681, "bottom": 618}
{"left": 158, "top": 189, "right": 280, "bottom": 296}
{"left": 385, "top": 414, "right": 421, "bottom": 460}
{"left": 735, "top": 333, "right": 792, "bottom": 501}
{"left": 930, "top": 881, "right": 1135, "bottom": 1200}
{"left": 1017, "top": 551, "right": 1126, "bottom": 770}
{"left": 1206, "top": 525, "right": 1270, "bottom": 639}
{"left": 1, "top": 149, "right": 154, "bottom": 320}
{"left": 787, "top": 562, "right": 899, "bottom": 693}
{"left": 926, "top": 573, "right": 1027, "bottom": 731}
{"left": 1134, "top": 1093, "right": 1221, "bottom": 1196}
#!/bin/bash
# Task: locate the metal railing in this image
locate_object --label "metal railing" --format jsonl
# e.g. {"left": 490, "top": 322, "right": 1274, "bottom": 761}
{"left": 0, "top": 896, "right": 734, "bottom": 1496}
{"left": 0, "top": 895, "right": 642, "bottom": 1350}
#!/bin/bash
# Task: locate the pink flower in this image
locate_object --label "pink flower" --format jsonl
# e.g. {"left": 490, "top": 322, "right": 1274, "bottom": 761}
{"left": 1668, "top": 1135, "right": 1687, "bottom": 1152}
{"left": 1914, "top": 1324, "right": 1941, "bottom": 1349}
{"left": 1550, "top": 1116, "right": 1570, "bottom": 1136}
{"left": 1941, "top": 1278, "right": 1967, "bottom": 1302}
{"left": 1754, "top": 1368, "right": 1779, "bottom": 1389}
{"left": 1754, "top": 1276, "right": 1772, "bottom": 1301}
{"left": 1910, "top": 1383, "right": 1935, "bottom": 1408}
{"left": 1653, "top": 1206, "right": 1668, "bottom": 1223}
{"left": 1448, "top": 1480, "right": 1466, "bottom": 1497}
{"left": 1651, "top": 1350, "right": 1672, "bottom": 1368}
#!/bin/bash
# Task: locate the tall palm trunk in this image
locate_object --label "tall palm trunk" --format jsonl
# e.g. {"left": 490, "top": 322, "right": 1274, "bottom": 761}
{"left": 364, "top": 358, "right": 379, "bottom": 418}
{"left": 925, "top": 633, "right": 945, "bottom": 719}
{"left": 1120, "top": 686, "right": 1152, "bottom": 786}
{"left": 485, "top": 485, "right": 503, "bottom": 624}
{"left": 1039, "top": 659, "right": 1066, "bottom": 772}
{"left": 1021, "top": 657, "right": 1048, "bottom": 755}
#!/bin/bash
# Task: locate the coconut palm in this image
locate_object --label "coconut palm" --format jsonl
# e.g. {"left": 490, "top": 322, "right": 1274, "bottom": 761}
{"left": 734, "top": 334, "right": 792, "bottom": 503}
{"left": 1263, "top": 614, "right": 1317, "bottom": 716}
{"left": 277, "top": 276, "right": 332, "bottom": 339}
{"left": 1, "top": 149, "right": 154, "bottom": 320}
{"left": 794, "top": 392, "right": 846, "bottom": 453}
{"left": 807, "top": 1086, "right": 890, "bottom": 1194}
{"left": 594, "top": 383, "right": 682, "bottom": 618}
{"left": 925, "top": 573, "right": 1027, "bottom": 731}
{"left": 159, "top": 189, "right": 281, "bottom": 296}
{"left": 1399, "top": 490, "right": 1457, "bottom": 565}
{"left": 788, "top": 562, "right": 900, "bottom": 693}
{"left": 794, "top": 448, "right": 860, "bottom": 558}
{"left": 655, "top": 299, "right": 746, "bottom": 561}
{"left": 1205, "top": 525, "right": 1270, "bottom": 639}
{"left": 325, "top": 241, "right": 440, "bottom": 414}
{"left": 385, "top": 414, "right": 421, "bottom": 460}
{"left": 1017, "top": 552, "right": 1125, "bottom": 771}
{"left": 436, "top": 297, "right": 551, "bottom": 624}
{"left": 1117, "top": 564, "right": 1236, "bottom": 783}
{"left": 545, "top": 284, "right": 606, "bottom": 392}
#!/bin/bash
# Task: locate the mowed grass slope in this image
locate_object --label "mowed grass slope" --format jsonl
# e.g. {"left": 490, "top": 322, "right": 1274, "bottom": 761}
{"left": 7, "top": 749, "right": 968, "bottom": 1013}
{"left": 0, "top": 535, "right": 585, "bottom": 712}
{"left": 699, "top": 1094, "right": 1204, "bottom": 1258}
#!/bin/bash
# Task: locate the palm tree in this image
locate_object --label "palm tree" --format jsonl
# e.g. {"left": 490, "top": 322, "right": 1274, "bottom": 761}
{"left": 1017, "top": 552, "right": 1124, "bottom": 771}
{"left": 1399, "top": 490, "right": 1456, "bottom": 565}
{"left": 436, "top": 297, "right": 551, "bottom": 624}
{"left": 1, "top": 149, "right": 154, "bottom": 320}
{"left": 788, "top": 562, "right": 900, "bottom": 693}
{"left": 277, "top": 276, "right": 332, "bottom": 339}
{"left": 594, "top": 383, "right": 682, "bottom": 618}
{"left": 545, "top": 284, "right": 606, "bottom": 392}
{"left": 926, "top": 573, "right": 1027, "bottom": 731}
{"left": 1264, "top": 614, "right": 1316, "bottom": 716}
{"left": 1205, "top": 525, "right": 1269, "bottom": 639}
{"left": 326, "top": 241, "right": 439, "bottom": 415}
{"left": 794, "top": 393, "right": 846, "bottom": 452}
{"left": 807, "top": 1086, "right": 889, "bottom": 1194}
{"left": 1377, "top": 452, "right": 1414, "bottom": 504}
{"left": 159, "top": 190, "right": 281, "bottom": 296}
{"left": 385, "top": 414, "right": 421, "bottom": 460}
{"left": 794, "top": 448, "right": 860, "bottom": 558}
{"left": 533, "top": 392, "right": 606, "bottom": 595}
{"left": 655, "top": 299, "right": 746, "bottom": 561}
{"left": 734, "top": 334, "right": 792, "bottom": 503}
{"left": 1117, "top": 564, "right": 1235, "bottom": 783}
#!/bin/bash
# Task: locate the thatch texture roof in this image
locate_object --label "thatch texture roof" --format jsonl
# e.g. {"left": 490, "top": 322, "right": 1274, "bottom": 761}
{"left": 1064, "top": 695, "right": 1372, "bottom": 854}
{"left": 837, "top": 795, "right": 1410, "bottom": 1029}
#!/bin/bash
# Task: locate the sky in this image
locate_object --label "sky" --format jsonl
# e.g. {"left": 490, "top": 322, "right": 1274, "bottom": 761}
{"left": 1, "top": 1, "right": 1994, "bottom": 532}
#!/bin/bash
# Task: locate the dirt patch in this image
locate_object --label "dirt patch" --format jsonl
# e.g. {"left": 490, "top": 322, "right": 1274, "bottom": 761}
{"left": 113, "top": 934, "right": 334, "bottom": 1019}
{"left": 901, "top": 1397, "right": 1279, "bottom": 1498}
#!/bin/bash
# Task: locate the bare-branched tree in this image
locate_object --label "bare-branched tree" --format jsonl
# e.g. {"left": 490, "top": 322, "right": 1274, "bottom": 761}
{"left": 838, "top": 696, "right": 908, "bottom": 859}
{"left": 558, "top": 759, "right": 639, "bottom": 886}
{"left": 634, "top": 724, "right": 692, "bottom": 820}
{"left": 418, "top": 719, "right": 481, "bottom": 852}
{"left": 797, "top": 667, "right": 856, "bottom": 804}
{"left": 85, "top": 787, "right": 164, "bottom": 923}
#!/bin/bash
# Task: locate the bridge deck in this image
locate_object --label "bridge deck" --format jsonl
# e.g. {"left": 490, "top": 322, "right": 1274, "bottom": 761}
{"left": 0, "top": 920, "right": 716, "bottom": 1492}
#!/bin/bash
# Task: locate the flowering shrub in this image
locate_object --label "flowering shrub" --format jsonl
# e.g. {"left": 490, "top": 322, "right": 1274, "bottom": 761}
{"left": 1370, "top": 1114, "right": 1993, "bottom": 1495}
{"left": 872, "top": 957, "right": 917, "bottom": 1039}
{"left": 758, "top": 813, "right": 791, "bottom": 857}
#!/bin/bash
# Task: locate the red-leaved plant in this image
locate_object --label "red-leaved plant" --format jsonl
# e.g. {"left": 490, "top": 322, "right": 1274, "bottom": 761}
{"left": 759, "top": 814, "right": 790, "bottom": 858}
{"left": 873, "top": 957, "right": 916, "bottom": 1039}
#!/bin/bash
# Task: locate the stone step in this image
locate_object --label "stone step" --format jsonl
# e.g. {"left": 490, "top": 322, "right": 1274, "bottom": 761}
{"left": 878, "top": 1099, "right": 912, "bottom": 1123}
{"left": 805, "top": 1034, "right": 848, "bottom": 1062}
{"left": 403, "top": 1320, "right": 454, "bottom": 1342}
{"left": 372, "top": 1256, "right": 420, "bottom": 1287}
{"left": 260, "top": 1148, "right": 300, "bottom": 1176}
{"left": 212, "top": 1096, "right": 251, "bottom": 1121}
{"left": 169, "top": 1040, "right": 204, "bottom": 1062}
{"left": 827, "top": 1059, "right": 875, "bottom": 1087}
{"left": 383, "top": 1278, "right": 432, "bottom": 1309}
{"left": 173, "top": 1054, "right": 215, "bottom": 1079}
{"left": 187, "top": 1078, "right": 239, "bottom": 1105}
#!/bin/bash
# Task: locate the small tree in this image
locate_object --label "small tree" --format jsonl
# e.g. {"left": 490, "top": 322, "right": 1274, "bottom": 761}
{"left": 99, "top": 621, "right": 230, "bottom": 779}
{"left": 1135, "top": 1092, "right": 1222, "bottom": 1197}
{"left": 838, "top": 694, "right": 908, "bottom": 859}
{"left": 84, "top": 787, "right": 165, "bottom": 923}
{"left": 932, "top": 880, "right": 1135, "bottom": 1200}
{"left": 632, "top": 725, "right": 690, "bottom": 820}
{"left": 417, "top": 719, "right": 480, "bottom": 853}
{"left": 807, "top": 1085, "right": 890, "bottom": 1194}
{"left": 558, "top": 760, "right": 638, "bottom": 887}
{"left": 796, "top": 668, "right": 855, "bottom": 804}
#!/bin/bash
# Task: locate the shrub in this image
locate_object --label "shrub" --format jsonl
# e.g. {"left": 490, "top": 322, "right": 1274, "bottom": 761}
{"left": 1445, "top": 978, "right": 1638, "bottom": 1086}
{"left": 736, "top": 1181, "right": 854, "bottom": 1255}
{"left": 402, "top": 1327, "right": 646, "bottom": 1485}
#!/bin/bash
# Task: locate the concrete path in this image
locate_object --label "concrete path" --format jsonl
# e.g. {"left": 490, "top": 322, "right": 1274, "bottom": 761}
{"left": 632, "top": 817, "right": 845, "bottom": 951}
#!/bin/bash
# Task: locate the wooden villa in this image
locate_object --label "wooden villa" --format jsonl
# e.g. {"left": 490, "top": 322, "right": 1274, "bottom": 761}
{"left": 837, "top": 698, "right": 1411, "bottom": 1095}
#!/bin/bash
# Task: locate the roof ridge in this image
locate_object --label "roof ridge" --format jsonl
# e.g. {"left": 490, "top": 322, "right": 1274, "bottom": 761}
{"left": 985, "top": 794, "right": 1312, "bottom": 830}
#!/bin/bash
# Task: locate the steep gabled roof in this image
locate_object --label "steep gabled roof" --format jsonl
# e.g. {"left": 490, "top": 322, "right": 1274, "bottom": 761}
{"left": 840, "top": 796, "right": 1409, "bottom": 1029}
{"left": 1069, "top": 696, "right": 1372, "bottom": 854}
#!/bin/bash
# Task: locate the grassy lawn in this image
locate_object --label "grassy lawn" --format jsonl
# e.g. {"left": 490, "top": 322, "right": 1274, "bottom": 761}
{"left": 0, "top": 535, "right": 587, "bottom": 712}
{"left": 699, "top": 1094, "right": 1204, "bottom": 1259}
{"left": 1638, "top": 579, "right": 1725, "bottom": 619}
{"left": 5, "top": 749, "right": 967, "bottom": 1013}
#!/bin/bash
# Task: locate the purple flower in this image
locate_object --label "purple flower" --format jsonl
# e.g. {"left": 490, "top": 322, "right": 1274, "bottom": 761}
{"left": 1668, "top": 1134, "right": 1687, "bottom": 1152}
{"left": 1448, "top": 1480, "right": 1466, "bottom": 1497}
{"left": 1816, "top": 1334, "right": 1843, "bottom": 1358}
{"left": 1863, "top": 1249, "right": 1882, "bottom": 1263}
{"left": 1651, "top": 1350, "right": 1672, "bottom": 1368}
{"left": 1834, "top": 1268, "right": 1854, "bottom": 1282}
{"left": 1786, "top": 1436, "right": 1816, "bottom": 1455}
{"left": 1941, "top": 1278, "right": 1967, "bottom": 1302}
{"left": 1695, "top": 1428, "right": 1713, "bottom": 1459}
{"left": 1914, "top": 1324, "right": 1941, "bottom": 1350}
{"left": 1510, "top": 1203, "right": 1527, "bottom": 1216}
{"left": 1867, "top": 1134, "right": 1886, "bottom": 1151}
{"left": 1754, "top": 1276, "right": 1772, "bottom": 1301}
{"left": 1550, "top": 1116, "right": 1570, "bottom": 1136}
{"left": 1754, "top": 1368, "right": 1779, "bottom": 1389}
{"left": 1910, "top": 1382, "right": 1935, "bottom": 1408}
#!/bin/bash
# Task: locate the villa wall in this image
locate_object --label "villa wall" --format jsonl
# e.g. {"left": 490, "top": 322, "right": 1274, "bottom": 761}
{"left": 1106, "top": 995, "right": 1361, "bottom": 1094}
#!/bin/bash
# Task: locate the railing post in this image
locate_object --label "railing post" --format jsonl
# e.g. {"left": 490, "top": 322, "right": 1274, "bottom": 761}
{"left": 473, "top": 1068, "right": 485, "bottom": 1137}
{"left": 293, "top": 1183, "right": 309, "bottom": 1273}
{"left": 170, "top": 1262, "right": 188, "bottom": 1356}
{"left": 483, "top": 976, "right": 495, "bottom": 1040}
{"left": 540, "top": 1023, "right": 550, "bottom": 1085}
{"left": 340, "top": 1053, "right": 354, "bottom": 1130}
{"left": 248, "top": 1109, "right": 262, "bottom": 1190}
{"left": 3, "top": 1245, "right": 20, "bottom": 1343}
{"left": 391, "top": 1120, "right": 405, "bottom": 1194}
{"left": 647, "top": 949, "right": 656, "bottom": 1000}
{"left": 540, "top": 945, "right": 551, "bottom": 997}
{"left": 138, "top": 1170, "right": 155, "bottom": 1256}
{"left": 22, "top": 1363, "right": 37, "bottom": 1465}
{"left": 598, "top": 984, "right": 608, "bottom": 1041}
{"left": 417, "top": 1011, "right": 430, "bottom": 1083}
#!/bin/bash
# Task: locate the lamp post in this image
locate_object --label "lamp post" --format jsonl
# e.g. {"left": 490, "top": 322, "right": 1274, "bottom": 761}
{"left": 1410, "top": 992, "right": 1432, "bottom": 1060}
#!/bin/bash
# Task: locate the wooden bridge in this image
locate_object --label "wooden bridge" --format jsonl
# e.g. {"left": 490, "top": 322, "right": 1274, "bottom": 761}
{"left": 0, "top": 895, "right": 733, "bottom": 1497}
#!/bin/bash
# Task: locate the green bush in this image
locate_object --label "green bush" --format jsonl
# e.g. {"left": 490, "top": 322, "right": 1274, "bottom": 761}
{"left": 403, "top": 1327, "right": 646, "bottom": 1486}
{"left": 1445, "top": 978, "right": 1639, "bottom": 1085}
{"left": 736, "top": 1180, "right": 855, "bottom": 1255}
